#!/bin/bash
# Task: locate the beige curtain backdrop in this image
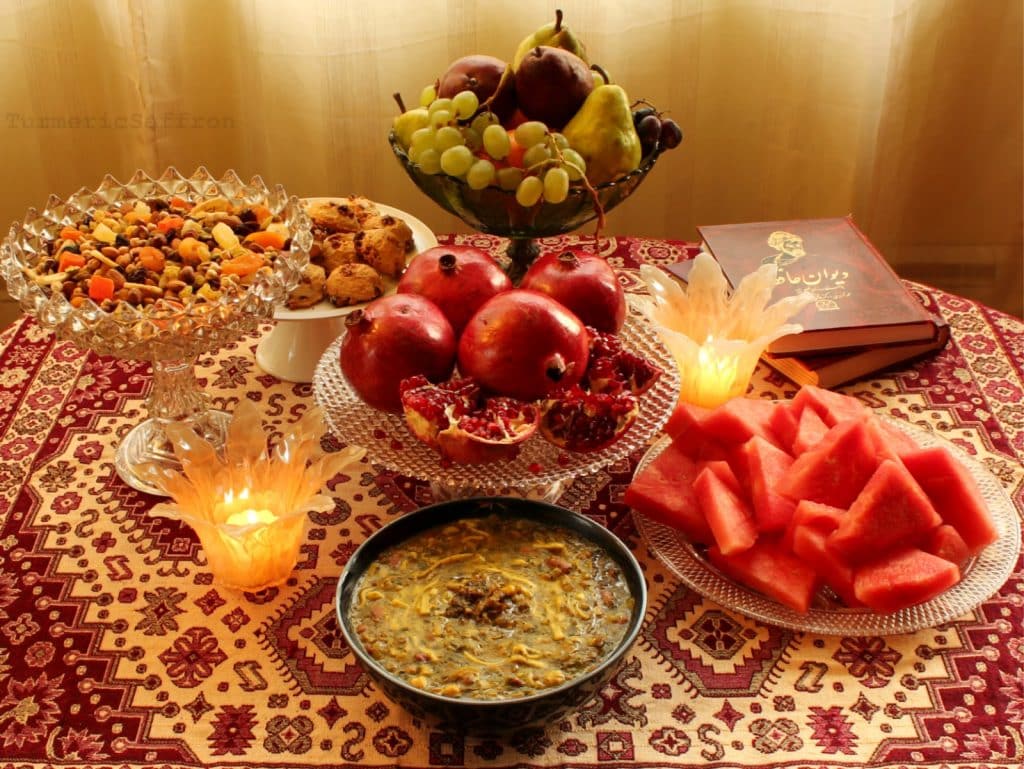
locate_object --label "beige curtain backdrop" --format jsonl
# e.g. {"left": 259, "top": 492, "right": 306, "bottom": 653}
{"left": 1, "top": 0, "right": 1020, "bottom": 317}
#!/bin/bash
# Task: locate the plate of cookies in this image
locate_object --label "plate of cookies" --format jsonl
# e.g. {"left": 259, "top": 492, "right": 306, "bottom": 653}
{"left": 276, "top": 196, "right": 437, "bottom": 319}
{"left": 256, "top": 196, "right": 436, "bottom": 383}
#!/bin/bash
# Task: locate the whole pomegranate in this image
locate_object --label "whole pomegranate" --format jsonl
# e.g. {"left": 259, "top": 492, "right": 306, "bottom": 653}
{"left": 458, "top": 289, "right": 590, "bottom": 402}
{"left": 396, "top": 246, "right": 512, "bottom": 335}
{"left": 519, "top": 250, "right": 626, "bottom": 333}
{"left": 340, "top": 294, "right": 456, "bottom": 412}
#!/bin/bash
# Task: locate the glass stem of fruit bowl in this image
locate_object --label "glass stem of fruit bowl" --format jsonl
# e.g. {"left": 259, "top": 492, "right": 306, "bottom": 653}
{"left": 149, "top": 358, "right": 210, "bottom": 423}
{"left": 114, "top": 357, "right": 231, "bottom": 497}
{"left": 505, "top": 237, "right": 541, "bottom": 284}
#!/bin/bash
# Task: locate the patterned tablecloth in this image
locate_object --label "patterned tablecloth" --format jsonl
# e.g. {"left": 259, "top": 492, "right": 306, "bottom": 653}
{"left": 0, "top": 234, "right": 1021, "bottom": 769}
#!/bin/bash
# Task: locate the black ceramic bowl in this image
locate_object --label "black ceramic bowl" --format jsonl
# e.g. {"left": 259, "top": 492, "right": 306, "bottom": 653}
{"left": 334, "top": 496, "right": 647, "bottom": 732}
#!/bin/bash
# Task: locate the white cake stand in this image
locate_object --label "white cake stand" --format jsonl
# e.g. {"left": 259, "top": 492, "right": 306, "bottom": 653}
{"left": 255, "top": 201, "right": 437, "bottom": 383}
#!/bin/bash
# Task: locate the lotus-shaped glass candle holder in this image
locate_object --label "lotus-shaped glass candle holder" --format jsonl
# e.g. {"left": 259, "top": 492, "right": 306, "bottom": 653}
{"left": 140, "top": 401, "right": 365, "bottom": 591}
{"left": 637, "top": 254, "right": 815, "bottom": 408}
{"left": 389, "top": 131, "right": 663, "bottom": 281}
{"left": 0, "top": 167, "right": 312, "bottom": 495}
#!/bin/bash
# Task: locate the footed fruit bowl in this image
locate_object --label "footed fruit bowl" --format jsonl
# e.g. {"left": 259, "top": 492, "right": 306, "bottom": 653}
{"left": 389, "top": 131, "right": 663, "bottom": 281}
{"left": 0, "top": 167, "right": 311, "bottom": 495}
{"left": 313, "top": 299, "right": 680, "bottom": 500}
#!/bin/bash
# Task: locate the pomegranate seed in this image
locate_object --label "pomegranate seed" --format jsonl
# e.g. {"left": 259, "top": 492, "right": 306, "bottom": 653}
{"left": 528, "top": 462, "right": 543, "bottom": 474}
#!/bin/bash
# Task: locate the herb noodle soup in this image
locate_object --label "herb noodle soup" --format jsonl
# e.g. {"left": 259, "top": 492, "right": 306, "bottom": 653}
{"left": 347, "top": 513, "right": 635, "bottom": 700}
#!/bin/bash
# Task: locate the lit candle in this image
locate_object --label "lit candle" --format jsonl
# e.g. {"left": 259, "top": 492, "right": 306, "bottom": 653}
{"left": 143, "top": 401, "right": 366, "bottom": 593}
{"left": 198, "top": 488, "right": 301, "bottom": 590}
{"left": 224, "top": 508, "right": 276, "bottom": 527}
{"left": 690, "top": 336, "right": 743, "bottom": 408}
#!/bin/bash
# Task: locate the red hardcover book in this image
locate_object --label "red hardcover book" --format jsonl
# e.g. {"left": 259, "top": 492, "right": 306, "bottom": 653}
{"left": 673, "top": 215, "right": 945, "bottom": 355}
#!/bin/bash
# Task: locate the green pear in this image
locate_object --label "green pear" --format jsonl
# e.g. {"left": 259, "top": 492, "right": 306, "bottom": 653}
{"left": 562, "top": 84, "right": 641, "bottom": 185}
{"left": 392, "top": 108, "right": 429, "bottom": 149}
{"left": 512, "top": 9, "right": 588, "bottom": 70}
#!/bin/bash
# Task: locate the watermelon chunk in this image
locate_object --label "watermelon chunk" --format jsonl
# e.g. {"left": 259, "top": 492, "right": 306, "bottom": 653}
{"left": 725, "top": 441, "right": 754, "bottom": 491}
{"left": 782, "top": 499, "right": 847, "bottom": 551}
{"left": 789, "top": 522, "right": 860, "bottom": 606}
{"left": 741, "top": 436, "right": 797, "bottom": 532}
{"left": 777, "top": 419, "right": 879, "bottom": 509}
{"left": 793, "top": 385, "right": 867, "bottom": 427}
{"left": 901, "top": 445, "right": 998, "bottom": 554}
{"left": 792, "top": 406, "right": 831, "bottom": 455}
{"left": 665, "top": 401, "right": 712, "bottom": 450}
{"left": 923, "top": 524, "right": 971, "bottom": 567}
{"left": 709, "top": 539, "right": 819, "bottom": 613}
{"left": 697, "top": 459, "right": 744, "bottom": 500}
{"left": 696, "top": 438, "right": 732, "bottom": 463}
{"left": 865, "top": 415, "right": 921, "bottom": 457}
{"left": 853, "top": 547, "right": 961, "bottom": 613}
{"left": 693, "top": 465, "right": 757, "bottom": 555}
{"left": 769, "top": 402, "right": 800, "bottom": 451}
{"left": 700, "top": 397, "right": 783, "bottom": 449}
{"left": 828, "top": 459, "right": 942, "bottom": 564}
{"left": 625, "top": 441, "right": 714, "bottom": 545}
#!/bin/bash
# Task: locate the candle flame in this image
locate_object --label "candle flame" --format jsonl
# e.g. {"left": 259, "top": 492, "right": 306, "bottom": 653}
{"left": 225, "top": 507, "right": 276, "bottom": 527}
{"left": 698, "top": 339, "right": 738, "bottom": 377}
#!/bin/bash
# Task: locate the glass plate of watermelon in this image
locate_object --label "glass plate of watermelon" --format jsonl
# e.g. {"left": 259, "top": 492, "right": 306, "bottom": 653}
{"left": 633, "top": 420, "right": 1021, "bottom": 635}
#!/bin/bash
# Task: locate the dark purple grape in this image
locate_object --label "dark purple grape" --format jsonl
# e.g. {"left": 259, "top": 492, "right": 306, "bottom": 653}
{"left": 659, "top": 119, "right": 683, "bottom": 149}
{"left": 632, "top": 106, "right": 657, "bottom": 126}
{"left": 637, "top": 114, "right": 662, "bottom": 147}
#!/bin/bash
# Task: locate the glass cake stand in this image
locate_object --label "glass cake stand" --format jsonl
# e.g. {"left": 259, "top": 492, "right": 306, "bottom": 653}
{"left": 633, "top": 421, "right": 1021, "bottom": 635}
{"left": 312, "top": 300, "right": 680, "bottom": 501}
{"left": 0, "top": 167, "right": 312, "bottom": 495}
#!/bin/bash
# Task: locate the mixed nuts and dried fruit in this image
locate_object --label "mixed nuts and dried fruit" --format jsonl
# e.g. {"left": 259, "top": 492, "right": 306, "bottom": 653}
{"left": 26, "top": 196, "right": 292, "bottom": 312}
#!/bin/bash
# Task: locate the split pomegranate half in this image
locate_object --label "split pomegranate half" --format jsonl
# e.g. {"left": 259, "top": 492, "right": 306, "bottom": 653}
{"left": 400, "top": 375, "right": 539, "bottom": 465}
{"left": 584, "top": 330, "right": 663, "bottom": 395}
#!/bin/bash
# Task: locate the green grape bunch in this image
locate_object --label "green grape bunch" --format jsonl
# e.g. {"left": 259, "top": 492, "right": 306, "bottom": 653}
{"left": 391, "top": 89, "right": 594, "bottom": 212}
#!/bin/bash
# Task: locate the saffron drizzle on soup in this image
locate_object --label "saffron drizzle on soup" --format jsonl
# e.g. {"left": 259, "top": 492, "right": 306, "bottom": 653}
{"left": 349, "top": 515, "right": 634, "bottom": 700}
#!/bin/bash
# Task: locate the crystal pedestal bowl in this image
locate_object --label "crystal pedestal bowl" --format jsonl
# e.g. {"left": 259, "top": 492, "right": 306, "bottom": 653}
{"left": 0, "top": 168, "right": 311, "bottom": 495}
{"left": 389, "top": 131, "right": 664, "bottom": 281}
{"left": 312, "top": 299, "right": 680, "bottom": 501}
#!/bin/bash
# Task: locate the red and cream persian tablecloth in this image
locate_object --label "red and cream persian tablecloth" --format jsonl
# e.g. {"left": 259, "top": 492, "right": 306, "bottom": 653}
{"left": 0, "top": 234, "right": 1021, "bottom": 768}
